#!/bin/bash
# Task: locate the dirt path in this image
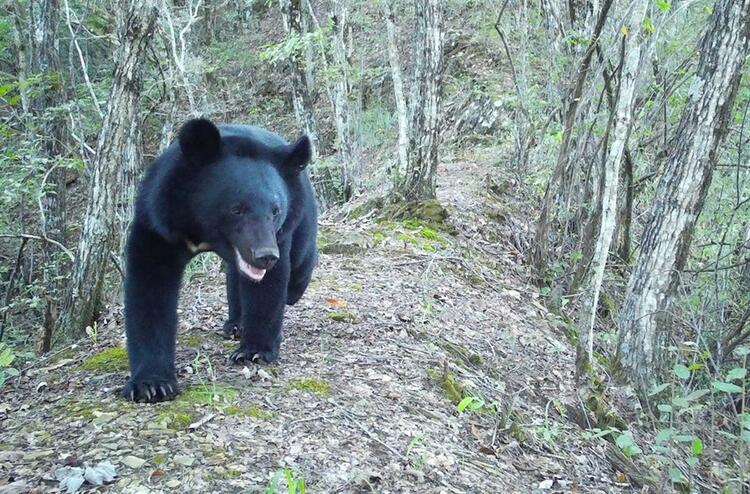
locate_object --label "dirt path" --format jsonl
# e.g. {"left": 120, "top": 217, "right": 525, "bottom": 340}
{"left": 0, "top": 157, "right": 633, "bottom": 493}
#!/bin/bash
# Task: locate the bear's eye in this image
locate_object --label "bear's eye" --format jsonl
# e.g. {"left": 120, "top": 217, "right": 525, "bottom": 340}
{"left": 272, "top": 205, "right": 281, "bottom": 217}
{"left": 231, "top": 205, "right": 244, "bottom": 216}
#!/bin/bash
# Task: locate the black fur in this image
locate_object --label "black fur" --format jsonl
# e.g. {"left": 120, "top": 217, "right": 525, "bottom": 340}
{"left": 122, "top": 118, "right": 318, "bottom": 403}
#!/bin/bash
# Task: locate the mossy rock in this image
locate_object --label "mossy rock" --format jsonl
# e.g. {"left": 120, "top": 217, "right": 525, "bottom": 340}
{"left": 381, "top": 199, "right": 456, "bottom": 235}
{"left": 328, "top": 311, "right": 355, "bottom": 322}
{"left": 79, "top": 346, "right": 129, "bottom": 373}
{"left": 287, "top": 377, "right": 329, "bottom": 396}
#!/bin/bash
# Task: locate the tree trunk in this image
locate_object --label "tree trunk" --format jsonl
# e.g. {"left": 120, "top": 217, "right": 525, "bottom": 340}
{"left": 279, "top": 0, "right": 335, "bottom": 208}
{"left": 382, "top": 0, "right": 410, "bottom": 183}
{"left": 30, "top": 0, "right": 67, "bottom": 246}
{"left": 617, "top": 0, "right": 750, "bottom": 391}
{"left": 330, "top": 1, "right": 358, "bottom": 199}
{"left": 396, "top": 0, "right": 444, "bottom": 202}
{"left": 528, "top": 0, "right": 613, "bottom": 282}
{"left": 575, "top": 0, "right": 650, "bottom": 376}
{"left": 55, "top": 0, "right": 157, "bottom": 341}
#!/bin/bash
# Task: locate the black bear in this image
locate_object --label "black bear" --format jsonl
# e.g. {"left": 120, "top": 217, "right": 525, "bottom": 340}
{"left": 122, "top": 118, "right": 317, "bottom": 403}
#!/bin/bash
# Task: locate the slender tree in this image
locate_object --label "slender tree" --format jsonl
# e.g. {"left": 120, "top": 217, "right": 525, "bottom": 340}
{"left": 55, "top": 0, "right": 157, "bottom": 340}
{"left": 29, "top": 0, "right": 68, "bottom": 246}
{"left": 383, "top": 0, "right": 444, "bottom": 201}
{"left": 617, "top": 0, "right": 750, "bottom": 390}
{"left": 575, "top": 0, "right": 651, "bottom": 374}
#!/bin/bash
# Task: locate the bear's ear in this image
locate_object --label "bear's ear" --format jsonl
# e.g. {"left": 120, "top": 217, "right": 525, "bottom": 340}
{"left": 178, "top": 118, "right": 221, "bottom": 164}
{"left": 280, "top": 135, "right": 312, "bottom": 174}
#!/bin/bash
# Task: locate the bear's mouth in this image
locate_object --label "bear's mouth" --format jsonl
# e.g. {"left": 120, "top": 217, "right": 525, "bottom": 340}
{"left": 235, "top": 248, "right": 266, "bottom": 282}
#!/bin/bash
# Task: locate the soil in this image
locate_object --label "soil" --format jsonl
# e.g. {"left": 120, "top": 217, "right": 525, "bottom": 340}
{"left": 0, "top": 158, "right": 636, "bottom": 493}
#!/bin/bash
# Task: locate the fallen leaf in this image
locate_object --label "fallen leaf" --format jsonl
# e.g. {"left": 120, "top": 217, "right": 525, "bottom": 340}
{"left": 324, "top": 296, "right": 348, "bottom": 308}
{"left": 121, "top": 455, "right": 146, "bottom": 469}
{"left": 173, "top": 455, "right": 195, "bottom": 467}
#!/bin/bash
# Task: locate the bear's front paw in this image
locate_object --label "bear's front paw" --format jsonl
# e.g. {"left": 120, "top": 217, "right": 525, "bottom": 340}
{"left": 222, "top": 320, "right": 241, "bottom": 339}
{"left": 122, "top": 377, "right": 179, "bottom": 403}
{"left": 229, "top": 344, "right": 279, "bottom": 364}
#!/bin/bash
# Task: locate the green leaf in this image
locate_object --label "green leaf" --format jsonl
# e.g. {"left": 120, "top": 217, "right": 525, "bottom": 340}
{"left": 655, "top": 428, "right": 673, "bottom": 444}
{"left": 668, "top": 467, "right": 686, "bottom": 484}
{"left": 712, "top": 381, "right": 743, "bottom": 394}
{"left": 657, "top": 404, "right": 672, "bottom": 413}
{"left": 726, "top": 368, "right": 747, "bottom": 381}
{"left": 655, "top": 0, "right": 671, "bottom": 10}
{"left": 691, "top": 438, "right": 703, "bottom": 455}
{"left": 673, "top": 364, "right": 690, "bottom": 380}
{"left": 656, "top": 0, "right": 672, "bottom": 11}
{"left": 456, "top": 396, "right": 483, "bottom": 413}
{"left": 684, "top": 389, "right": 709, "bottom": 402}
{"left": 615, "top": 431, "right": 642, "bottom": 457}
{"left": 686, "top": 456, "right": 698, "bottom": 467}
{"left": 671, "top": 396, "right": 689, "bottom": 408}
{"left": 674, "top": 434, "right": 695, "bottom": 443}
{"left": 649, "top": 383, "right": 670, "bottom": 396}
{"left": 733, "top": 346, "right": 750, "bottom": 357}
{"left": 0, "top": 345, "right": 15, "bottom": 367}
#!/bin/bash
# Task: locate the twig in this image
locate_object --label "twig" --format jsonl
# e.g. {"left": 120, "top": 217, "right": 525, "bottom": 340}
{"left": 0, "top": 234, "right": 74, "bottom": 263}
{"left": 188, "top": 412, "right": 216, "bottom": 431}
{"left": 62, "top": 0, "right": 103, "bottom": 118}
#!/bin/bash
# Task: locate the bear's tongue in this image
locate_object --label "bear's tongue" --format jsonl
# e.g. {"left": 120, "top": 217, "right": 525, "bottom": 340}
{"left": 235, "top": 248, "right": 266, "bottom": 282}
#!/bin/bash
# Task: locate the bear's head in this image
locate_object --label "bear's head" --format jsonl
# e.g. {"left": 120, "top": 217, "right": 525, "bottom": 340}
{"left": 177, "top": 118, "right": 311, "bottom": 282}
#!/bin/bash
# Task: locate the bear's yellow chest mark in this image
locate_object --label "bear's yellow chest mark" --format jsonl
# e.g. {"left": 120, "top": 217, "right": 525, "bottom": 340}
{"left": 185, "top": 240, "right": 212, "bottom": 254}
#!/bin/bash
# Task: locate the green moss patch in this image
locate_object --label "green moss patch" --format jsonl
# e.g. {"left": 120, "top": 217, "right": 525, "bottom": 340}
{"left": 328, "top": 311, "right": 355, "bottom": 322}
{"left": 427, "top": 368, "right": 465, "bottom": 404}
{"left": 179, "top": 334, "right": 202, "bottom": 348}
{"left": 79, "top": 346, "right": 128, "bottom": 373}
{"left": 178, "top": 384, "right": 237, "bottom": 405}
{"left": 287, "top": 377, "right": 329, "bottom": 396}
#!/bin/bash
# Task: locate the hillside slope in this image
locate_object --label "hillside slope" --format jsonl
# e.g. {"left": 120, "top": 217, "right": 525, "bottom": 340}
{"left": 0, "top": 157, "right": 638, "bottom": 494}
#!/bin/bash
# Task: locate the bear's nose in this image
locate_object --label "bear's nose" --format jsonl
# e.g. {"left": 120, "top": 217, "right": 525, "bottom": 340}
{"left": 252, "top": 247, "right": 279, "bottom": 269}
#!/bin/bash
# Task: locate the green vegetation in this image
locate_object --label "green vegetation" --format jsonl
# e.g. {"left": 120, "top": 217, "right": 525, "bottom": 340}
{"left": 287, "top": 377, "right": 329, "bottom": 397}
{"left": 79, "top": 346, "right": 129, "bottom": 373}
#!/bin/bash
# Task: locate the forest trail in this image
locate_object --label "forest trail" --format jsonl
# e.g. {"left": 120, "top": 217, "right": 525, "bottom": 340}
{"left": 1, "top": 159, "right": 633, "bottom": 494}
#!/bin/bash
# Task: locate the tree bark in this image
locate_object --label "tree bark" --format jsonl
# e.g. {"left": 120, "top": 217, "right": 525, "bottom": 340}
{"left": 279, "top": 0, "right": 336, "bottom": 208}
{"left": 575, "top": 0, "right": 650, "bottom": 376}
{"left": 55, "top": 0, "right": 157, "bottom": 341}
{"left": 395, "top": 0, "right": 444, "bottom": 201}
{"left": 617, "top": 0, "right": 750, "bottom": 390}
{"left": 382, "top": 0, "right": 409, "bottom": 183}
{"left": 29, "top": 0, "right": 68, "bottom": 247}
{"left": 528, "top": 0, "right": 613, "bottom": 282}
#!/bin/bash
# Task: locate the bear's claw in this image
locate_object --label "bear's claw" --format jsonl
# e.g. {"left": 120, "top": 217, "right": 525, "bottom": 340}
{"left": 222, "top": 321, "right": 240, "bottom": 339}
{"left": 122, "top": 378, "right": 179, "bottom": 403}
{"left": 229, "top": 345, "right": 279, "bottom": 364}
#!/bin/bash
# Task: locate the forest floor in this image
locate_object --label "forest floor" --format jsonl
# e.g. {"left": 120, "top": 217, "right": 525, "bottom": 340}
{"left": 0, "top": 156, "right": 639, "bottom": 493}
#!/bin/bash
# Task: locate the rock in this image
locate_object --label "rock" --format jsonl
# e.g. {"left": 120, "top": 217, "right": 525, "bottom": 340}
{"left": 173, "top": 455, "right": 195, "bottom": 467}
{"left": 121, "top": 455, "right": 147, "bottom": 469}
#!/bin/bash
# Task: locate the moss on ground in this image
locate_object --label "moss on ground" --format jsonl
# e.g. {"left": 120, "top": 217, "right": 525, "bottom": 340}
{"left": 427, "top": 368, "right": 465, "bottom": 404}
{"left": 178, "top": 384, "right": 237, "bottom": 405}
{"left": 179, "top": 334, "right": 202, "bottom": 348}
{"left": 287, "top": 377, "right": 329, "bottom": 396}
{"left": 328, "top": 311, "right": 355, "bottom": 322}
{"left": 79, "top": 346, "right": 128, "bottom": 373}
{"left": 224, "top": 404, "right": 272, "bottom": 420}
